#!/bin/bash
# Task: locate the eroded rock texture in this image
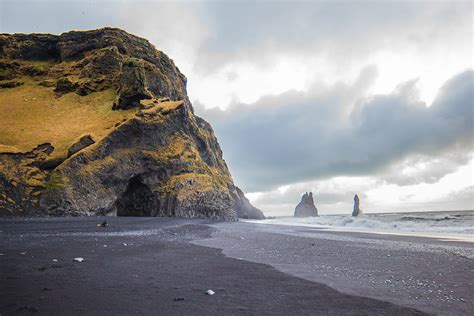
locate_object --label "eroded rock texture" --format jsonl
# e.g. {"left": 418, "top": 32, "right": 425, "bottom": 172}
{"left": 294, "top": 192, "right": 318, "bottom": 217}
{"left": 0, "top": 28, "right": 262, "bottom": 219}
{"left": 233, "top": 187, "right": 265, "bottom": 219}
{"left": 352, "top": 194, "right": 362, "bottom": 217}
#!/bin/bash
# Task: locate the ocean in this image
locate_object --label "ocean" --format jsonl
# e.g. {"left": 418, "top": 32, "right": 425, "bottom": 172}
{"left": 246, "top": 210, "right": 474, "bottom": 242}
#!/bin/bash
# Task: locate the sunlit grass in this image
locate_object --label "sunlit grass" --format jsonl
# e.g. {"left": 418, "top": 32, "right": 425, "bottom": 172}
{"left": 0, "top": 79, "right": 135, "bottom": 159}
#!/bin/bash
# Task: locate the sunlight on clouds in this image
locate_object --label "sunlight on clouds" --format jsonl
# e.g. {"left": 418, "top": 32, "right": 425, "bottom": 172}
{"left": 366, "top": 157, "right": 474, "bottom": 210}
{"left": 246, "top": 191, "right": 264, "bottom": 201}
{"left": 277, "top": 185, "right": 291, "bottom": 194}
{"left": 189, "top": 44, "right": 472, "bottom": 110}
{"left": 368, "top": 47, "right": 472, "bottom": 105}
{"left": 188, "top": 57, "right": 315, "bottom": 109}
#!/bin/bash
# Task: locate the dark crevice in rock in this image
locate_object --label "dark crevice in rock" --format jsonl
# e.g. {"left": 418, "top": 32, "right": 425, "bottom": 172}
{"left": 67, "top": 135, "right": 95, "bottom": 158}
{"left": 0, "top": 81, "right": 23, "bottom": 88}
{"left": 115, "top": 176, "right": 159, "bottom": 216}
{"left": 54, "top": 77, "right": 79, "bottom": 95}
{"left": 38, "top": 157, "right": 66, "bottom": 170}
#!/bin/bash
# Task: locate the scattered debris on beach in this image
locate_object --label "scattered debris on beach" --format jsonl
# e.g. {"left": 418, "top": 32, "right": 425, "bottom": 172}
{"left": 97, "top": 221, "right": 108, "bottom": 228}
{"left": 73, "top": 257, "right": 85, "bottom": 262}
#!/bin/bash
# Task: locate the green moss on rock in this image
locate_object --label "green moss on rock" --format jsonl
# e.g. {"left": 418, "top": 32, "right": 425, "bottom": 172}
{"left": 1, "top": 28, "right": 263, "bottom": 219}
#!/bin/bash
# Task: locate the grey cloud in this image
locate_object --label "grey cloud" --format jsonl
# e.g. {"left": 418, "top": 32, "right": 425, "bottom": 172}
{"left": 0, "top": 1, "right": 120, "bottom": 34}
{"left": 193, "top": 1, "right": 471, "bottom": 73}
{"left": 379, "top": 151, "right": 472, "bottom": 186}
{"left": 412, "top": 186, "right": 474, "bottom": 212}
{"left": 2, "top": 1, "right": 470, "bottom": 77}
{"left": 197, "top": 70, "right": 474, "bottom": 192}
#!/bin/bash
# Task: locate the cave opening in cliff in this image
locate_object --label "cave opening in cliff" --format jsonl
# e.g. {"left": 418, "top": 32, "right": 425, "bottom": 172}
{"left": 115, "top": 176, "right": 158, "bottom": 216}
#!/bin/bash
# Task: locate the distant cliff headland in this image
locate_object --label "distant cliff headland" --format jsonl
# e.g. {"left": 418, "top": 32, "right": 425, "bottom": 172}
{"left": 0, "top": 28, "right": 264, "bottom": 220}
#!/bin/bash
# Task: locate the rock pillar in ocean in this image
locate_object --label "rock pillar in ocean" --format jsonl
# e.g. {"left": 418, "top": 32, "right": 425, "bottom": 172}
{"left": 294, "top": 192, "right": 318, "bottom": 217}
{"left": 352, "top": 194, "right": 362, "bottom": 217}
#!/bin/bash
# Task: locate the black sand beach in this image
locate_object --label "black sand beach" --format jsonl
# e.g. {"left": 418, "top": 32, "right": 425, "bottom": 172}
{"left": 196, "top": 221, "right": 474, "bottom": 315}
{"left": 1, "top": 217, "right": 471, "bottom": 315}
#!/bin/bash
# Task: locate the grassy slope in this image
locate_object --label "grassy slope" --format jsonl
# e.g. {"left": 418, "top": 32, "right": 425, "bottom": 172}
{"left": 0, "top": 78, "right": 135, "bottom": 159}
{"left": 0, "top": 56, "right": 234, "bottom": 216}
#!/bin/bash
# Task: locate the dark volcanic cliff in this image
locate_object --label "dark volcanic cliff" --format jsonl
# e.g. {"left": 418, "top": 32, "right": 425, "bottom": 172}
{"left": 0, "top": 28, "right": 262, "bottom": 219}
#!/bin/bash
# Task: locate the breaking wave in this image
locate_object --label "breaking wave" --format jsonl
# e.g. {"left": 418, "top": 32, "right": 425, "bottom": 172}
{"left": 248, "top": 211, "right": 474, "bottom": 236}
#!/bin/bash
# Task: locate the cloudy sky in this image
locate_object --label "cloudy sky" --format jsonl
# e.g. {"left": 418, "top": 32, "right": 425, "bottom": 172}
{"left": 1, "top": 0, "right": 473, "bottom": 215}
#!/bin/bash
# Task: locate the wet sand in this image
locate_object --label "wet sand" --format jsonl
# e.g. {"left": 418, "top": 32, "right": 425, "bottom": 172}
{"left": 195, "top": 221, "right": 474, "bottom": 315}
{"left": 0, "top": 217, "right": 459, "bottom": 315}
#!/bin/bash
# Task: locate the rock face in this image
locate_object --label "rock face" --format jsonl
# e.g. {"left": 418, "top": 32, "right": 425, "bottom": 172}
{"left": 294, "top": 192, "right": 318, "bottom": 217}
{"left": 233, "top": 187, "right": 265, "bottom": 219}
{"left": 67, "top": 135, "right": 95, "bottom": 158}
{"left": 0, "top": 28, "right": 262, "bottom": 220}
{"left": 352, "top": 194, "right": 362, "bottom": 217}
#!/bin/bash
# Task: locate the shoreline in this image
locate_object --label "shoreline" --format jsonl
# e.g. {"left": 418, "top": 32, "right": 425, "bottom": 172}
{"left": 244, "top": 210, "right": 474, "bottom": 243}
{"left": 243, "top": 219, "right": 474, "bottom": 243}
{"left": 0, "top": 217, "right": 428, "bottom": 315}
{"left": 195, "top": 221, "right": 474, "bottom": 315}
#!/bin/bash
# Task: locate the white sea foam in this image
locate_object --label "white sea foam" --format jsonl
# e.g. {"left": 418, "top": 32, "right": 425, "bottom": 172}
{"left": 245, "top": 211, "right": 474, "bottom": 241}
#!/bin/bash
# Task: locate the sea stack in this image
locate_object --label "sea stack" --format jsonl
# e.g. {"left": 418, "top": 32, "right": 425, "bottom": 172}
{"left": 294, "top": 192, "right": 318, "bottom": 217}
{"left": 352, "top": 194, "right": 362, "bottom": 217}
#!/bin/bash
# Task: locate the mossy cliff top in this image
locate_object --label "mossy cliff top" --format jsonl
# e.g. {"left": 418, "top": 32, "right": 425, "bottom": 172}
{"left": 0, "top": 28, "right": 264, "bottom": 220}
